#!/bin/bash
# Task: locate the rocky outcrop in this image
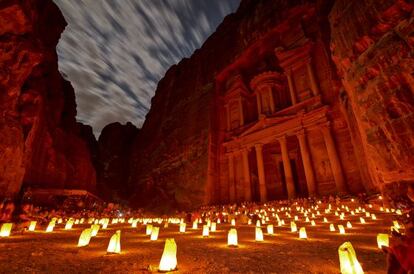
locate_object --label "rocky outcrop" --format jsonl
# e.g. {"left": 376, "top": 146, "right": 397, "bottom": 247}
{"left": 97, "top": 122, "right": 139, "bottom": 201}
{"left": 0, "top": 0, "right": 96, "bottom": 198}
{"left": 329, "top": 0, "right": 414, "bottom": 197}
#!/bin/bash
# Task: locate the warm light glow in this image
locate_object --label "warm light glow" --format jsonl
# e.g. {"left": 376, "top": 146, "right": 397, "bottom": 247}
{"left": 0, "top": 223, "right": 12, "bottom": 237}
{"left": 393, "top": 220, "right": 400, "bottom": 229}
{"left": 359, "top": 217, "right": 365, "bottom": 224}
{"left": 231, "top": 219, "right": 236, "bottom": 226}
{"left": 90, "top": 224, "right": 100, "bottom": 237}
{"left": 202, "top": 225, "right": 209, "bottom": 237}
{"left": 371, "top": 214, "right": 376, "bottom": 220}
{"left": 290, "top": 221, "right": 297, "bottom": 232}
{"left": 159, "top": 238, "right": 177, "bottom": 272}
{"left": 192, "top": 221, "right": 198, "bottom": 229}
{"left": 377, "top": 233, "right": 389, "bottom": 249}
{"left": 299, "top": 227, "right": 307, "bottom": 239}
{"left": 323, "top": 217, "right": 328, "bottom": 223}
{"left": 65, "top": 219, "right": 74, "bottom": 230}
{"left": 179, "top": 223, "right": 186, "bottom": 233}
{"left": 311, "top": 220, "right": 316, "bottom": 226}
{"left": 227, "top": 228, "right": 238, "bottom": 247}
{"left": 338, "top": 242, "right": 364, "bottom": 274}
{"left": 346, "top": 221, "right": 352, "bottom": 228}
{"left": 255, "top": 227, "right": 264, "bottom": 241}
{"left": 267, "top": 224, "right": 274, "bottom": 235}
{"left": 46, "top": 220, "right": 55, "bottom": 232}
{"left": 330, "top": 224, "right": 336, "bottom": 231}
{"left": 338, "top": 225, "right": 346, "bottom": 234}
{"left": 211, "top": 222, "right": 217, "bottom": 232}
{"left": 28, "top": 221, "right": 36, "bottom": 231}
{"left": 256, "top": 220, "right": 261, "bottom": 227}
{"left": 78, "top": 228, "right": 92, "bottom": 247}
{"left": 107, "top": 230, "right": 121, "bottom": 254}
{"left": 146, "top": 224, "right": 153, "bottom": 235}
{"left": 151, "top": 227, "right": 160, "bottom": 241}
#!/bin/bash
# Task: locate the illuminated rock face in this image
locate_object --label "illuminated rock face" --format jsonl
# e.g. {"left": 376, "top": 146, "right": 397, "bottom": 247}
{"left": 0, "top": 0, "right": 96, "bottom": 197}
{"left": 329, "top": 0, "right": 414, "bottom": 197}
{"left": 129, "top": 0, "right": 413, "bottom": 208}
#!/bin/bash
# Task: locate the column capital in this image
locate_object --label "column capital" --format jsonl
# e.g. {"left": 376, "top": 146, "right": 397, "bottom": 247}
{"left": 254, "top": 143, "right": 263, "bottom": 151}
{"left": 296, "top": 128, "right": 306, "bottom": 137}
{"left": 277, "top": 135, "right": 288, "bottom": 145}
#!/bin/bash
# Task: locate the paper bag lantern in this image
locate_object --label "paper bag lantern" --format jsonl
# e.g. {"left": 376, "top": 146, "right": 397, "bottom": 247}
{"left": 46, "top": 220, "right": 55, "bottom": 232}
{"left": 376, "top": 233, "right": 389, "bottom": 249}
{"left": 90, "top": 224, "right": 100, "bottom": 237}
{"left": 290, "top": 221, "right": 297, "bottom": 232}
{"left": 330, "top": 224, "right": 336, "bottom": 232}
{"left": 338, "top": 225, "right": 346, "bottom": 234}
{"left": 267, "top": 224, "right": 274, "bottom": 235}
{"left": 255, "top": 227, "right": 264, "bottom": 241}
{"left": 338, "top": 242, "right": 364, "bottom": 274}
{"left": 28, "top": 221, "right": 37, "bottom": 232}
{"left": 0, "top": 223, "right": 12, "bottom": 237}
{"left": 256, "top": 220, "right": 261, "bottom": 227}
{"left": 359, "top": 217, "right": 365, "bottom": 224}
{"left": 151, "top": 227, "right": 160, "bottom": 241}
{"left": 227, "top": 228, "right": 238, "bottom": 247}
{"left": 107, "top": 230, "right": 121, "bottom": 254}
{"left": 231, "top": 219, "right": 236, "bottom": 226}
{"left": 146, "top": 224, "right": 153, "bottom": 235}
{"left": 65, "top": 219, "right": 74, "bottom": 230}
{"left": 159, "top": 239, "right": 177, "bottom": 272}
{"left": 299, "top": 227, "right": 307, "bottom": 239}
{"left": 211, "top": 222, "right": 217, "bottom": 232}
{"left": 192, "top": 221, "right": 198, "bottom": 229}
{"left": 78, "top": 228, "right": 92, "bottom": 247}
{"left": 202, "top": 225, "right": 209, "bottom": 237}
{"left": 179, "top": 223, "right": 186, "bottom": 233}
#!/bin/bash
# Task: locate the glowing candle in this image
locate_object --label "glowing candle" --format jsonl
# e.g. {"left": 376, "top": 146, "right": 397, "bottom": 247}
{"left": 202, "top": 225, "right": 209, "bottom": 237}
{"left": 217, "top": 218, "right": 221, "bottom": 224}
{"left": 299, "top": 227, "right": 307, "bottom": 239}
{"left": 179, "top": 223, "right": 186, "bottom": 233}
{"left": 305, "top": 217, "right": 310, "bottom": 222}
{"left": 151, "top": 227, "right": 160, "bottom": 241}
{"left": 346, "top": 221, "right": 352, "bottom": 228}
{"left": 371, "top": 214, "right": 376, "bottom": 220}
{"left": 393, "top": 220, "right": 400, "bottom": 229}
{"left": 338, "top": 242, "right": 364, "bottom": 274}
{"left": 359, "top": 217, "right": 365, "bottom": 224}
{"left": 46, "top": 220, "right": 55, "bottom": 232}
{"left": 311, "top": 220, "right": 316, "bottom": 226}
{"left": 330, "top": 224, "right": 336, "bottom": 232}
{"left": 267, "top": 224, "right": 274, "bottom": 235}
{"left": 159, "top": 239, "right": 177, "bottom": 272}
{"left": 211, "top": 222, "right": 216, "bottom": 232}
{"left": 28, "top": 221, "right": 37, "bottom": 231}
{"left": 323, "top": 217, "right": 328, "bottom": 223}
{"left": 227, "top": 228, "right": 238, "bottom": 247}
{"left": 256, "top": 220, "right": 261, "bottom": 227}
{"left": 102, "top": 218, "right": 109, "bottom": 229}
{"left": 65, "top": 219, "right": 74, "bottom": 230}
{"left": 290, "top": 221, "right": 297, "bottom": 232}
{"left": 338, "top": 225, "right": 345, "bottom": 234}
{"left": 107, "top": 230, "right": 121, "bottom": 254}
{"left": 146, "top": 224, "right": 153, "bottom": 235}
{"left": 132, "top": 220, "right": 138, "bottom": 228}
{"left": 377, "top": 233, "right": 389, "bottom": 249}
{"left": 0, "top": 223, "right": 12, "bottom": 237}
{"left": 192, "top": 221, "right": 198, "bottom": 229}
{"left": 78, "top": 228, "right": 92, "bottom": 247}
{"left": 255, "top": 227, "right": 264, "bottom": 241}
{"left": 231, "top": 219, "right": 236, "bottom": 226}
{"left": 90, "top": 224, "right": 100, "bottom": 237}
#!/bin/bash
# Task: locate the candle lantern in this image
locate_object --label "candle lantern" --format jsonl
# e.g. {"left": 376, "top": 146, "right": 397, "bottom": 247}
{"left": 290, "top": 221, "right": 297, "bottom": 232}
{"left": 267, "top": 224, "right": 274, "bottom": 235}
{"left": 338, "top": 242, "right": 364, "bottom": 274}
{"left": 338, "top": 225, "right": 346, "bottom": 234}
{"left": 202, "top": 225, "right": 209, "bottom": 237}
{"left": 46, "top": 220, "right": 55, "bottom": 232}
{"left": 90, "top": 224, "right": 100, "bottom": 237}
{"left": 377, "top": 233, "right": 389, "bottom": 249}
{"left": 359, "top": 217, "right": 365, "bottom": 224}
{"left": 231, "top": 219, "right": 236, "bottom": 226}
{"left": 159, "top": 239, "right": 177, "bottom": 272}
{"left": 65, "top": 219, "right": 74, "bottom": 230}
{"left": 78, "top": 228, "right": 92, "bottom": 247}
{"left": 151, "top": 227, "right": 160, "bottom": 241}
{"left": 299, "top": 227, "right": 307, "bottom": 239}
{"left": 28, "top": 221, "right": 37, "bottom": 231}
{"left": 146, "top": 224, "right": 153, "bottom": 235}
{"left": 346, "top": 221, "right": 352, "bottom": 228}
{"left": 179, "top": 223, "right": 186, "bottom": 233}
{"left": 255, "top": 227, "right": 264, "bottom": 241}
{"left": 211, "top": 222, "right": 217, "bottom": 232}
{"left": 107, "top": 230, "right": 121, "bottom": 254}
{"left": 192, "top": 221, "right": 198, "bottom": 229}
{"left": 227, "top": 228, "right": 238, "bottom": 247}
{"left": 330, "top": 224, "right": 336, "bottom": 232}
{"left": 0, "top": 223, "right": 12, "bottom": 237}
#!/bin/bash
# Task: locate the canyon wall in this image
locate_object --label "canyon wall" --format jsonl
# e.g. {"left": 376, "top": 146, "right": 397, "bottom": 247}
{"left": 329, "top": 0, "right": 414, "bottom": 197}
{"left": 0, "top": 0, "right": 96, "bottom": 198}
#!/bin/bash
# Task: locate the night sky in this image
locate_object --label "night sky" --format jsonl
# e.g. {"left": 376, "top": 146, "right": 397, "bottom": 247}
{"left": 53, "top": 0, "right": 240, "bottom": 136}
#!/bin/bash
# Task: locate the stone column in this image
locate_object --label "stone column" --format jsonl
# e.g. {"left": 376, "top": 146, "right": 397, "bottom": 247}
{"left": 286, "top": 71, "right": 297, "bottom": 105}
{"left": 278, "top": 136, "right": 296, "bottom": 199}
{"left": 306, "top": 60, "right": 320, "bottom": 97}
{"left": 225, "top": 104, "right": 230, "bottom": 131}
{"left": 254, "top": 144, "right": 267, "bottom": 202}
{"left": 242, "top": 148, "right": 252, "bottom": 201}
{"left": 256, "top": 94, "right": 262, "bottom": 117}
{"left": 267, "top": 86, "right": 275, "bottom": 113}
{"left": 321, "top": 123, "right": 347, "bottom": 194}
{"left": 228, "top": 152, "right": 236, "bottom": 202}
{"left": 238, "top": 98, "right": 244, "bottom": 126}
{"left": 296, "top": 130, "right": 317, "bottom": 196}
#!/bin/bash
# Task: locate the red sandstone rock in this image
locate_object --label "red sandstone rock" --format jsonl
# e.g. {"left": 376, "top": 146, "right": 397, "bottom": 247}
{"left": 0, "top": 0, "right": 96, "bottom": 198}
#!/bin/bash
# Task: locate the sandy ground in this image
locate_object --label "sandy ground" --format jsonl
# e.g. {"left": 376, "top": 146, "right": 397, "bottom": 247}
{"left": 0, "top": 205, "right": 398, "bottom": 273}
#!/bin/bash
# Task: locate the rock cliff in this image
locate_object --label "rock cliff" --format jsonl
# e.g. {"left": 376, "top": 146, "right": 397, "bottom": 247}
{"left": 0, "top": 0, "right": 96, "bottom": 197}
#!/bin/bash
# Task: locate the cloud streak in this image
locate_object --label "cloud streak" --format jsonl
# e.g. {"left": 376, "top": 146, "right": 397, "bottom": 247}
{"left": 53, "top": 0, "right": 240, "bottom": 136}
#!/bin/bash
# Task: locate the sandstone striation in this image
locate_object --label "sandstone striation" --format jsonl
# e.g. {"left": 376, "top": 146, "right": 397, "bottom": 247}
{"left": 0, "top": 0, "right": 96, "bottom": 198}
